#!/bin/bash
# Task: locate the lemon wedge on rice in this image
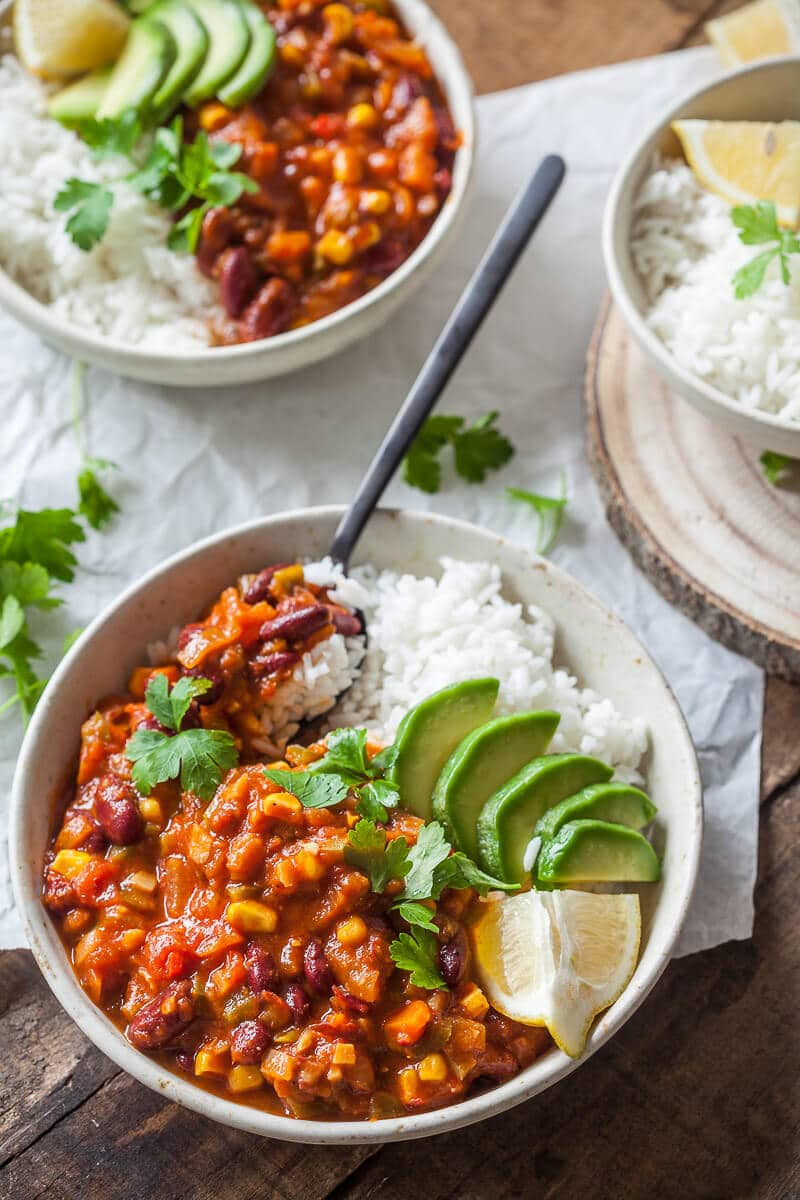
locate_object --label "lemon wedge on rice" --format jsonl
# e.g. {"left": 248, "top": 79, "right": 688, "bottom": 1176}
{"left": 706, "top": 0, "right": 800, "bottom": 66}
{"left": 469, "top": 889, "right": 641, "bottom": 1059}
{"left": 14, "top": 0, "right": 130, "bottom": 78}
{"left": 672, "top": 119, "right": 800, "bottom": 228}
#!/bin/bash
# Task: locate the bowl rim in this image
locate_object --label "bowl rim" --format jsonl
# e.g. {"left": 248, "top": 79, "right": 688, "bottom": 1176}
{"left": 0, "top": 0, "right": 475, "bottom": 367}
{"left": 10, "top": 505, "right": 703, "bottom": 1144}
{"left": 602, "top": 53, "right": 800, "bottom": 437}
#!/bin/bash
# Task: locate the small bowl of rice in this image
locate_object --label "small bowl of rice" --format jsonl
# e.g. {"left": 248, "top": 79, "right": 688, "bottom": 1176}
{"left": 603, "top": 55, "right": 800, "bottom": 456}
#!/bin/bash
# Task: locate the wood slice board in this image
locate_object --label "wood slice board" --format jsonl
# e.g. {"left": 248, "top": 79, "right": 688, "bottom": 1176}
{"left": 585, "top": 296, "right": 800, "bottom": 681}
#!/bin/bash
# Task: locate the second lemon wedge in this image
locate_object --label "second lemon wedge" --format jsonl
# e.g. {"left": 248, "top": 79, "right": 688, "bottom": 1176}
{"left": 706, "top": 0, "right": 800, "bottom": 66}
{"left": 673, "top": 119, "right": 800, "bottom": 228}
{"left": 469, "top": 889, "right": 641, "bottom": 1058}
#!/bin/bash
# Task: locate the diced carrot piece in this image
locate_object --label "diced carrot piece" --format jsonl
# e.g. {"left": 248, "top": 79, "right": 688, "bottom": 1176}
{"left": 383, "top": 1000, "right": 431, "bottom": 1047}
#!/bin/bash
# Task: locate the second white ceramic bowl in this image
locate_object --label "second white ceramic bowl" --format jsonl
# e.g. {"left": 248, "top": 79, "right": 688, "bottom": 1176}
{"left": 10, "top": 506, "right": 702, "bottom": 1144}
{"left": 603, "top": 56, "right": 800, "bottom": 457}
{"left": 0, "top": 0, "right": 474, "bottom": 387}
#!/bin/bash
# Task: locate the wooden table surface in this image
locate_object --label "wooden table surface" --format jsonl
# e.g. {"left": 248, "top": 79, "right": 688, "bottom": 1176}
{"left": 4, "top": 2, "right": 800, "bottom": 1197}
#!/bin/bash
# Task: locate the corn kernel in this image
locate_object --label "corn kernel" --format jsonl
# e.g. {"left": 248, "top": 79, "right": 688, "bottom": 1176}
{"left": 261, "top": 791, "right": 302, "bottom": 819}
{"left": 336, "top": 915, "right": 368, "bottom": 947}
{"left": 417, "top": 1052, "right": 448, "bottom": 1082}
{"left": 271, "top": 564, "right": 304, "bottom": 593}
{"left": 51, "top": 849, "right": 93, "bottom": 879}
{"left": 459, "top": 981, "right": 489, "bottom": 1020}
{"left": 294, "top": 848, "right": 327, "bottom": 881}
{"left": 226, "top": 899, "right": 279, "bottom": 933}
{"left": 332, "top": 1042, "right": 357, "bottom": 1065}
{"left": 397, "top": 1067, "right": 422, "bottom": 1104}
{"left": 322, "top": 2, "right": 354, "bottom": 43}
{"left": 279, "top": 42, "right": 305, "bottom": 67}
{"left": 317, "top": 230, "right": 354, "bottom": 265}
{"left": 195, "top": 1045, "right": 229, "bottom": 1077}
{"left": 359, "top": 187, "right": 391, "bottom": 215}
{"left": 347, "top": 102, "right": 379, "bottom": 130}
{"left": 352, "top": 221, "right": 380, "bottom": 252}
{"left": 198, "top": 101, "right": 231, "bottom": 132}
{"left": 227, "top": 1064, "right": 264, "bottom": 1093}
{"left": 139, "top": 797, "right": 162, "bottom": 824}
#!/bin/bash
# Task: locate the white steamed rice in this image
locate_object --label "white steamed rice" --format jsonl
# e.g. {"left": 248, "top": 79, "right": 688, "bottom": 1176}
{"left": 631, "top": 156, "right": 800, "bottom": 422}
{"left": 0, "top": 55, "right": 222, "bottom": 349}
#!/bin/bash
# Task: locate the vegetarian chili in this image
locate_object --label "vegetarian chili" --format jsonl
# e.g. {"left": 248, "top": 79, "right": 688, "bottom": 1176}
{"left": 190, "top": 0, "right": 458, "bottom": 343}
{"left": 43, "top": 565, "right": 549, "bottom": 1121}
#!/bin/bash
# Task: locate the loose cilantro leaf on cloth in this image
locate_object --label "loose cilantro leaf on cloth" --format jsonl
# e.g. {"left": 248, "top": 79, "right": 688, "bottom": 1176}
{"left": 393, "top": 899, "right": 439, "bottom": 933}
{"left": 126, "top": 674, "right": 238, "bottom": 800}
{"left": 760, "top": 450, "right": 795, "bottom": 486}
{"left": 263, "top": 767, "right": 350, "bottom": 809}
{"left": 0, "top": 562, "right": 58, "bottom": 610}
{"left": 0, "top": 507, "right": 85, "bottom": 582}
{"left": 77, "top": 110, "right": 143, "bottom": 159}
{"left": 731, "top": 201, "right": 800, "bottom": 298}
{"left": 344, "top": 819, "right": 410, "bottom": 892}
{"left": 507, "top": 470, "right": 568, "bottom": 555}
{"left": 389, "top": 928, "right": 446, "bottom": 990}
{"left": 402, "top": 412, "right": 514, "bottom": 493}
{"left": 54, "top": 179, "right": 114, "bottom": 251}
{"left": 356, "top": 778, "right": 399, "bottom": 821}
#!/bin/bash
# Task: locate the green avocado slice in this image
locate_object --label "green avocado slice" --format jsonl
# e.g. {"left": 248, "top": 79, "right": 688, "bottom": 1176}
{"left": 384, "top": 679, "right": 499, "bottom": 820}
{"left": 431, "top": 711, "right": 559, "bottom": 860}
{"left": 477, "top": 754, "right": 613, "bottom": 884}
{"left": 536, "top": 819, "right": 661, "bottom": 884}
{"left": 218, "top": 3, "right": 276, "bottom": 107}
{"left": 182, "top": 0, "right": 250, "bottom": 106}
{"left": 149, "top": 0, "right": 210, "bottom": 118}
{"left": 534, "top": 782, "right": 656, "bottom": 842}
{"left": 48, "top": 68, "right": 113, "bottom": 125}
{"left": 97, "top": 18, "right": 177, "bottom": 120}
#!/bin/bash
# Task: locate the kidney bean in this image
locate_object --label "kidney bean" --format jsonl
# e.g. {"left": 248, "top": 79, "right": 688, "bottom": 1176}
{"left": 303, "top": 938, "right": 333, "bottom": 993}
{"left": 250, "top": 650, "right": 300, "bottom": 679}
{"left": 283, "top": 982, "right": 310, "bottom": 1023}
{"left": 258, "top": 605, "right": 329, "bottom": 644}
{"left": 243, "top": 564, "right": 292, "bottom": 605}
{"left": 128, "top": 979, "right": 195, "bottom": 1050}
{"left": 391, "top": 72, "right": 424, "bottom": 112}
{"left": 43, "top": 870, "right": 77, "bottom": 913}
{"left": 329, "top": 606, "right": 363, "bottom": 637}
{"left": 80, "top": 827, "right": 107, "bottom": 855}
{"left": 433, "top": 166, "right": 452, "bottom": 195}
{"left": 177, "top": 623, "right": 204, "bottom": 652}
{"left": 185, "top": 665, "right": 224, "bottom": 706}
{"left": 438, "top": 929, "right": 468, "bottom": 988}
{"left": 240, "top": 278, "right": 295, "bottom": 341}
{"left": 331, "top": 985, "right": 370, "bottom": 1015}
{"left": 470, "top": 1046, "right": 518, "bottom": 1084}
{"left": 361, "top": 238, "right": 406, "bottom": 275}
{"left": 219, "top": 247, "right": 260, "bottom": 318}
{"left": 196, "top": 207, "right": 237, "bottom": 277}
{"left": 95, "top": 776, "right": 143, "bottom": 846}
{"left": 244, "top": 941, "right": 278, "bottom": 993}
{"left": 230, "top": 1019, "right": 271, "bottom": 1064}
{"left": 175, "top": 1049, "right": 195, "bottom": 1073}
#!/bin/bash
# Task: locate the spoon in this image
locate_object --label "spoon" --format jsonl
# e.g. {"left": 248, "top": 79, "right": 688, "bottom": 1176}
{"left": 329, "top": 153, "right": 566, "bottom": 571}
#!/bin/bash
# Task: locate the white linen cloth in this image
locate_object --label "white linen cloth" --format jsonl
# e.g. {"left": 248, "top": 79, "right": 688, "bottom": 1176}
{"left": 0, "top": 46, "right": 761, "bottom": 955}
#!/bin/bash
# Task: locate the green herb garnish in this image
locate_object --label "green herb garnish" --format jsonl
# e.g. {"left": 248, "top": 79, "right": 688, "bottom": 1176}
{"left": 263, "top": 767, "right": 350, "bottom": 809}
{"left": 507, "top": 470, "right": 568, "bottom": 555}
{"left": 77, "top": 111, "right": 143, "bottom": 160}
{"left": 731, "top": 201, "right": 800, "bottom": 299}
{"left": 403, "top": 411, "right": 514, "bottom": 494}
{"left": 389, "top": 927, "right": 446, "bottom": 990}
{"left": 126, "top": 674, "right": 238, "bottom": 800}
{"left": 759, "top": 450, "right": 795, "bottom": 486}
{"left": 343, "top": 818, "right": 411, "bottom": 892}
{"left": 71, "top": 362, "right": 120, "bottom": 531}
{"left": 54, "top": 179, "right": 115, "bottom": 251}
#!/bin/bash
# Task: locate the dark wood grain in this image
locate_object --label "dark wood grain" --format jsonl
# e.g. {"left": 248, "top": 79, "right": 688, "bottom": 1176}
{"left": 6, "top": 3, "right": 799, "bottom": 1199}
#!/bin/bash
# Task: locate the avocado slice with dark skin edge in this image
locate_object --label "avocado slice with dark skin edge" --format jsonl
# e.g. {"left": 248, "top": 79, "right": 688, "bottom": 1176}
{"left": 384, "top": 678, "right": 500, "bottom": 821}
{"left": 182, "top": 0, "right": 250, "bottom": 106}
{"left": 431, "top": 711, "right": 560, "bottom": 860}
{"left": 149, "top": 0, "right": 209, "bottom": 118}
{"left": 477, "top": 754, "right": 614, "bottom": 884}
{"left": 48, "top": 68, "right": 113, "bottom": 125}
{"left": 96, "top": 18, "right": 177, "bottom": 120}
{"left": 533, "top": 782, "right": 656, "bottom": 842}
{"left": 536, "top": 819, "right": 661, "bottom": 884}
{"left": 218, "top": 2, "right": 276, "bottom": 107}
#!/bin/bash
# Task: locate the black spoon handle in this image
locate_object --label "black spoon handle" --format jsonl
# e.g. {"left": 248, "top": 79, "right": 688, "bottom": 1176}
{"left": 329, "top": 153, "right": 566, "bottom": 569}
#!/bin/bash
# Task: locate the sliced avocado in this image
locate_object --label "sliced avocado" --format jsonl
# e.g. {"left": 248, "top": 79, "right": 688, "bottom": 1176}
{"left": 48, "top": 68, "right": 113, "bottom": 125}
{"left": 148, "top": 0, "right": 209, "bottom": 118}
{"left": 477, "top": 754, "right": 613, "bottom": 884}
{"left": 385, "top": 679, "right": 499, "bottom": 820}
{"left": 97, "top": 18, "right": 177, "bottom": 120}
{"left": 218, "top": 3, "right": 276, "bottom": 107}
{"left": 431, "top": 711, "right": 559, "bottom": 860}
{"left": 534, "top": 782, "right": 656, "bottom": 842}
{"left": 182, "top": 0, "right": 250, "bottom": 106}
{"left": 536, "top": 819, "right": 661, "bottom": 884}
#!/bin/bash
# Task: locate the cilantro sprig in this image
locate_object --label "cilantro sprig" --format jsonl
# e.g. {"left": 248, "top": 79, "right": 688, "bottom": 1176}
{"left": 759, "top": 450, "right": 795, "bottom": 486}
{"left": 507, "top": 469, "right": 568, "bottom": 555}
{"left": 389, "top": 928, "right": 446, "bottom": 990}
{"left": 403, "top": 411, "right": 514, "bottom": 494}
{"left": 126, "top": 675, "right": 238, "bottom": 801}
{"left": 264, "top": 727, "right": 400, "bottom": 818}
{"left": 731, "top": 201, "right": 800, "bottom": 299}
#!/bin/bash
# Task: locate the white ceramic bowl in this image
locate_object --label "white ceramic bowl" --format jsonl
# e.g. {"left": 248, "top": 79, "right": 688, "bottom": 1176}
{"left": 603, "top": 56, "right": 800, "bottom": 457}
{"left": 0, "top": 0, "right": 474, "bottom": 387}
{"left": 10, "top": 507, "right": 702, "bottom": 1144}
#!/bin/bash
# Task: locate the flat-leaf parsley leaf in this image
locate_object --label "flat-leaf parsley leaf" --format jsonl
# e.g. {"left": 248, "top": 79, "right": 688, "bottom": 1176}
{"left": 731, "top": 201, "right": 800, "bottom": 299}
{"left": 389, "top": 928, "right": 445, "bottom": 989}
{"left": 402, "top": 412, "right": 514, "bottom": 493}
{"left": 344, "top": 818, "right": 410, "bottom": 892}
{"left": 262, "top": 767, "right": 350, "bottom": 809}
{"left": 507, "top": 469, "right": 568, "bottom": 554}
{"left": 54, "top": 179, "right": 114, "bottom": 251}
{"left": 760, "top": 450, "right": 795, "bottom": 486}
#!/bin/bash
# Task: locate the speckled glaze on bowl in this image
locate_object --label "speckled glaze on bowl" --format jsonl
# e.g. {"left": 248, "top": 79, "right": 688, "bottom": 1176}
{"left": 0, "top": 0, "right": 474, "bottom": 387}
{"left": 10, "top": 507, "right": 702, "bottom": 1143}
{"left": 603, "top": 56, "right": 800, "bottom": 457}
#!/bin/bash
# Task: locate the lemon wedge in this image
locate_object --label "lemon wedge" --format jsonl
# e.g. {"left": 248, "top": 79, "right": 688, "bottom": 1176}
{"left": 672, "top": 119, "right": 800, "bottom": 228}
{"left": 706, "top": 0, "right": 800, "bottom": 66}
{"left": 14, "top": 0, "right": 130, "bottom": 78}
{"left": 469, "top": 889, "right": 641, "bottom": 1058}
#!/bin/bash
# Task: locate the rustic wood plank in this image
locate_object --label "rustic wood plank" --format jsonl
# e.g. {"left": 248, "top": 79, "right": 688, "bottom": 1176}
{"left": 762, "top": 677, "right": 800, "bottom": 800}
